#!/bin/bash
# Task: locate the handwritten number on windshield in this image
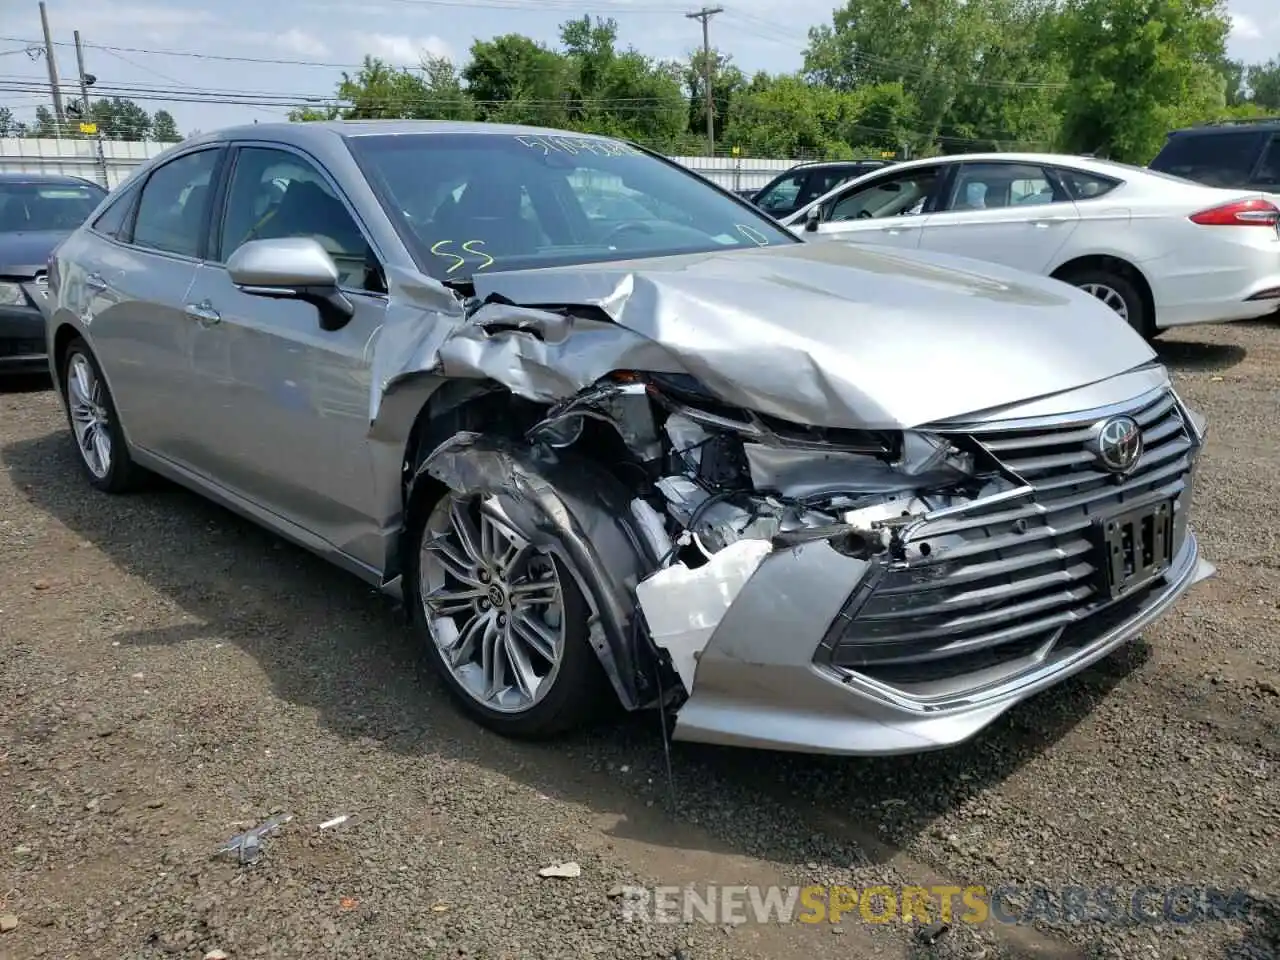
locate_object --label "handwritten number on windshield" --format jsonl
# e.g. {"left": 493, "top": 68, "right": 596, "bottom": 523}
{"left": 430, "top": 239, "right": 496, "bottom": 275}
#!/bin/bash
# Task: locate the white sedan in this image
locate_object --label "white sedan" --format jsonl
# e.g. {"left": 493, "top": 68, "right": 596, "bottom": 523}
{"left": 780, "top": 152, "right": 1280, "bottom": 337}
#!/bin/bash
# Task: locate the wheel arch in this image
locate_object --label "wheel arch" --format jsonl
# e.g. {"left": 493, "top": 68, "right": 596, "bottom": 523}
{"left": 1051, "top": 254, "right": 1157, "bottom": 333}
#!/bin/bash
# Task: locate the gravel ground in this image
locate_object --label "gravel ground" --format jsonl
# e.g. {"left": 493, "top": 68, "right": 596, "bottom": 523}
{"left": 1, "top": 319, "right": 1277, "bottom": 960}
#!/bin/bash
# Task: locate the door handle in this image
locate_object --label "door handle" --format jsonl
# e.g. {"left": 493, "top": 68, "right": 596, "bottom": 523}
{"left": 1029, "top": 216, "right": 1069, "bottom": 227}
{"left": 85, "top": 272, "right": 108, "bottom": 291}
{"left": 184, "top": 300, "right": 221, "bottom": 326}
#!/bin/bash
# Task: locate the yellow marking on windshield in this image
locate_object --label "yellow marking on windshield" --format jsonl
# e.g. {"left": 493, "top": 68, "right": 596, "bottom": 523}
{"left": 461, "top": 240, "right": 495, "bottom": 271}
{"left": 430, "top": 239, "right": 467, "bottom": 274}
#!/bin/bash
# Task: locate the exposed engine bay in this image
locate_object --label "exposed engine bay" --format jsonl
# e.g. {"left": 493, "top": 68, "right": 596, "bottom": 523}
{"left": 486, "top": 368, "right": 1016, "bottom": 707}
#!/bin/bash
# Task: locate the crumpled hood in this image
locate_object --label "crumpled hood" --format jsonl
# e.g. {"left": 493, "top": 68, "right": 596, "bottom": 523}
{"left": 0, "top": 230, "right": 68, "bottom": 276}
{"left": 452, "top": 241, "right": 1156, "bottom": 429}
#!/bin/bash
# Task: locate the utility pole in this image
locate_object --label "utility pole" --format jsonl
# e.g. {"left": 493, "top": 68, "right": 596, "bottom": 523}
{"left": 73, "top": 29, "right": 110, "bottom": 187}
{"left": 38, "top": 1, "right": 66, "bottom": 133}
{"left": 685, "top": 6, "right": 722, "bottom": 158}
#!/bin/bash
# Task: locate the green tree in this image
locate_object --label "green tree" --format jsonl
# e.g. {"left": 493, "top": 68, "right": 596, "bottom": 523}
{"left": 32, "top": 106, "right": 57, "bottom": 138}
{"left": 151, "top": 109, "right": 181, "bottom": 142}
{"left": 464, "top": 34, "right": 570, "bottom": 127}
{"left": 1246, "top": 59, "right": 1280, "bottom": 110}
{"left": 89, "top": 96, "right": 152, "bottom": 140}
{"left": 1055, "top": 0, "right": 1231, "bottom": 161}
{"left": 804, "top": 0, "right": 1064, "bottom": 153}
{"left": 684, "top": 49, "right": 746, "bottom": 152}
{"left": 0, "top": 106, "right": 18, "bottom": 137}
{"left": 558, "top": 17, "right": 688, "bottom": 146}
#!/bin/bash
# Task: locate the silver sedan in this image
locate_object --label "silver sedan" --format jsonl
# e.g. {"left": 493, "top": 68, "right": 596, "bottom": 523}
{"left": 45, "top": 120, "right": 1214, "bottom": 755}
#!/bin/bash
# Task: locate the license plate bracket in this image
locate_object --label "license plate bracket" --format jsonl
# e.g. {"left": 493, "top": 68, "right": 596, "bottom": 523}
{"left": 1095, "top": 499, "right": 1174, "bottom": 600}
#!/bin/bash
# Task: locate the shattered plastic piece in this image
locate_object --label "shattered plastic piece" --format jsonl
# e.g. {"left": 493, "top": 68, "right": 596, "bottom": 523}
{"left": 538, "top": 861, "right": 583, "bottom": 879}
{"left": 635, "top": 538, "right": 773, "bottom": 692}
{"left": 318, "top": 814, "right": 350, "bottom": 830}
{"left": 917, "top": 921, "right": 950, "bottom": 944}
{"left": 217, "top": 813, "right": 292, "bottom": 865}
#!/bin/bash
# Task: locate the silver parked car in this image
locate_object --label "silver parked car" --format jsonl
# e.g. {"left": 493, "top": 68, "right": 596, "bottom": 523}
{"left": 45, "top": 121, "right": 1214, "bottom": 755}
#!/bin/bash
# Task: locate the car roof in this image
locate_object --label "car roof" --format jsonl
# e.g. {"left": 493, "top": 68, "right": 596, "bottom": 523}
{"left": 0, "top": 171, "right": 103, "bottom": 187}
{"left": 1164, "top": 119, "right": 1280, "bottom": 137}
{"left": 178, "top": 119, "right": 639, "bottom": 152}
{"left": 789, "top": 159, "right": 889, "bottom": 170}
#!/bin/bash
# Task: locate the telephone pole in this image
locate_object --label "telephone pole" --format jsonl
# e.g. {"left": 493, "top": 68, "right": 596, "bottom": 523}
{"left": 38, "top": 1, "right": 66, "bottom": 132}
{"left": 73, "top": 30, "right": 109, "bottom": 187}
{"left": 685, "top": 6, "right": 722, "bottom": 158}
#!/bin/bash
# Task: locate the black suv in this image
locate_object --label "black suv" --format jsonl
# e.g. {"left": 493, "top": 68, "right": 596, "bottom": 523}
{"left": 744, "top": 159, "right": 893, "bottom": 219}
{"left": 1148, "top": 119, "right": 1280, "bottom": 191}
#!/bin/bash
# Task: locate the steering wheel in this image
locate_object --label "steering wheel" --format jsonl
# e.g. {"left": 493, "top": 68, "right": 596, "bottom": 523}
{"left": 856, "top": 209, "right": 874, "bottom": 220}
{"left": 601, "top": 220, "right": 655, "bottom": 247}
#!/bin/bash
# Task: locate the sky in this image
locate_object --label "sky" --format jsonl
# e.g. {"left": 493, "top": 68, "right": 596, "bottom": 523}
{"left": 0, "top": 0, "right": 1276, "bottom": 136}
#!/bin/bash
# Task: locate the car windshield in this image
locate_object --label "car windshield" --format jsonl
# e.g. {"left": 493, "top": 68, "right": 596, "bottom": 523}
{"left": 345, "top": 132, "right": 799, "bottom": 281}
{"left": 0, "top": 181, "right": 105, "bottom": 233}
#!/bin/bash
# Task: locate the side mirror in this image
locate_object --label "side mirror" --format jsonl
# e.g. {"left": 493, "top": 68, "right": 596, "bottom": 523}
{"left": 804, "top": 205, "right": 823, "bottom": 232}
{"left": 225, "top": 237, "right": 356, "bottom": 332}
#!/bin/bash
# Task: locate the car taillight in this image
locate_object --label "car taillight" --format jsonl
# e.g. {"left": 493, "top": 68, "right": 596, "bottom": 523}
{"left": 1188, "top": 197, "right": 1280, "bottom": 227}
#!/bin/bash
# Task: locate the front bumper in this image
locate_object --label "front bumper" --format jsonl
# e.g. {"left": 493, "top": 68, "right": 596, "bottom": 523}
{"left": 671, "top": 386, "right": 1213, "bottom": 755}
{"left": 0, "top": 304, "right": 49, "bottom": 374}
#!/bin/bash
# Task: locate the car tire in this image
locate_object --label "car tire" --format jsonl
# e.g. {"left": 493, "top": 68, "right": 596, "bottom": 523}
{"left": 1061, "top": 267, "right": 1155, "bottom": 339}
{"left": 406, "top": 484, "right": 610, "bottom": 740}
{"left": 60, "top": 337, "right": 143, "bottom": 494}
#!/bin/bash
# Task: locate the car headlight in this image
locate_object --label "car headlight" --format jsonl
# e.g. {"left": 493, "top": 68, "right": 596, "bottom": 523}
{"left": 0, "top": 281, "right": 26, "bottom": 307}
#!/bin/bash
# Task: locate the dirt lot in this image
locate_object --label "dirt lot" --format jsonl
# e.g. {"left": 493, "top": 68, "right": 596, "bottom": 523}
{"left": 1, "top": 320, "right": 1277, "bottom": 960}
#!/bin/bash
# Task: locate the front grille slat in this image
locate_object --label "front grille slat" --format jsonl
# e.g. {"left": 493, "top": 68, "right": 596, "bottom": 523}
{"left": 827, "top": 389, "right": 1197, "bottom": 684}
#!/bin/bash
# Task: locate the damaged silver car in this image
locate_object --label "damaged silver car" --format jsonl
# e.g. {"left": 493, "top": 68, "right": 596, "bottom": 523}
{"left": 44, "top": 121, "right": 1214, "bottom": 755}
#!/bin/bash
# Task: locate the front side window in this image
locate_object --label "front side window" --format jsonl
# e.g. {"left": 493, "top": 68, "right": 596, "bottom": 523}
{"left": 347, "top": 133, "right": 798, "bottom": 281}
{"left": 0, "top": 180, "right": 105, "bottom": 233}
{"left": 827, "top": 167, "right": 941, "bottom": 221}
{"left": 91, "top": 187, "right": 136, "bottom": 238}
{"left": 946, "top": 163, "right": 1062, "bottom": 211}
{"left": 753, "top": 172, "right": 806, "bottom": 212}
{"left": 1148, "top": 131, "right": 1267, "bottom": 187}
{"left": 132, "top": 149, "right": 221, "bottom": 258}
{"left": 219, "top": 146, "right": 377, "bottom": 291}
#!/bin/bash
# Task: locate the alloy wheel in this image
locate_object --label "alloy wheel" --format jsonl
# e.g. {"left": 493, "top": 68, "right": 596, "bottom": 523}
{"left": 67, "top": 352, "right": 113, "bottom": 479}
{"left": 418, "top": 493, "right": 566, "bottom": 713}
{"left": 1078, "top": 282, "right": 1130, "bottom": 322}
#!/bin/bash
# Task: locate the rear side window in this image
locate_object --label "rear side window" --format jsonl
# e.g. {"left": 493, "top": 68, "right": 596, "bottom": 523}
{"left": 1056, "top": 167, "right": 1122, "bottom": 201}
{"left": 1149, "top": 131, "right": 1267, "bottom": 187}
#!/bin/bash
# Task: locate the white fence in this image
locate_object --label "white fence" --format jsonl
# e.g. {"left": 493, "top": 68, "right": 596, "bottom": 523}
{"left": 0, "top": 137, "right": 793, "bottom": 192}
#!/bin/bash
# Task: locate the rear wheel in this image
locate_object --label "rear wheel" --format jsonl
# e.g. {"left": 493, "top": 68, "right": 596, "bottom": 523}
{"left": 407, "top": 487, "right": 607, "bottom": 739}
{"left": 61, "top": 338, "right": 143, "bottom": 493}
{"left": 1060, "top": 267, "right": 1155, "bottom": 339}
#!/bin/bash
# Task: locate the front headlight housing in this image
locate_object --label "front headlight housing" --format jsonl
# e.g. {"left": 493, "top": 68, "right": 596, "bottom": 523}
{"left": 0, "top": 281, "right": 26, "bottom": 307}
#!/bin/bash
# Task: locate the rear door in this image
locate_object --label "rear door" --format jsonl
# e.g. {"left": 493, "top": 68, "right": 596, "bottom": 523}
{"left": 916, "top": 160, "right": 1081, "bottom": 273}
{"left": 67, "top": 145, "right": 226, "bottom": 462}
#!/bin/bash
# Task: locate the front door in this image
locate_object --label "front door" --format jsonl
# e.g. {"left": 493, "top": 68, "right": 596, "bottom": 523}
{"left": 181, "top": 143, "right": 389, "bottom": 550}
{"left": 74, "top": 146, "right": 225, "bottom": 465}
{"left": 806, "top": 164, "right": 946, "bottom": 249}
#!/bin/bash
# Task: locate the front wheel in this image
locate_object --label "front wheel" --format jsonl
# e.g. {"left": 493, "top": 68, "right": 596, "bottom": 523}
{"left": 61, "top": 337, "right": 143, "bottom": 493}
{"left": 407, "top": 488, "right": 607, "bottom": 739}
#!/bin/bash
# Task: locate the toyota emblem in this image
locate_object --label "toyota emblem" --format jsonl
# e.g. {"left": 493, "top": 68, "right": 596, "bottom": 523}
{"left": 1090, "top": 415, "right": 1143, "bottom": 474}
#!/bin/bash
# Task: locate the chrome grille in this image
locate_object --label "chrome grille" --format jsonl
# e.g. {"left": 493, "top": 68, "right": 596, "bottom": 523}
{"left": 822, "top": 389, "right": 1197, "bottom": 687}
